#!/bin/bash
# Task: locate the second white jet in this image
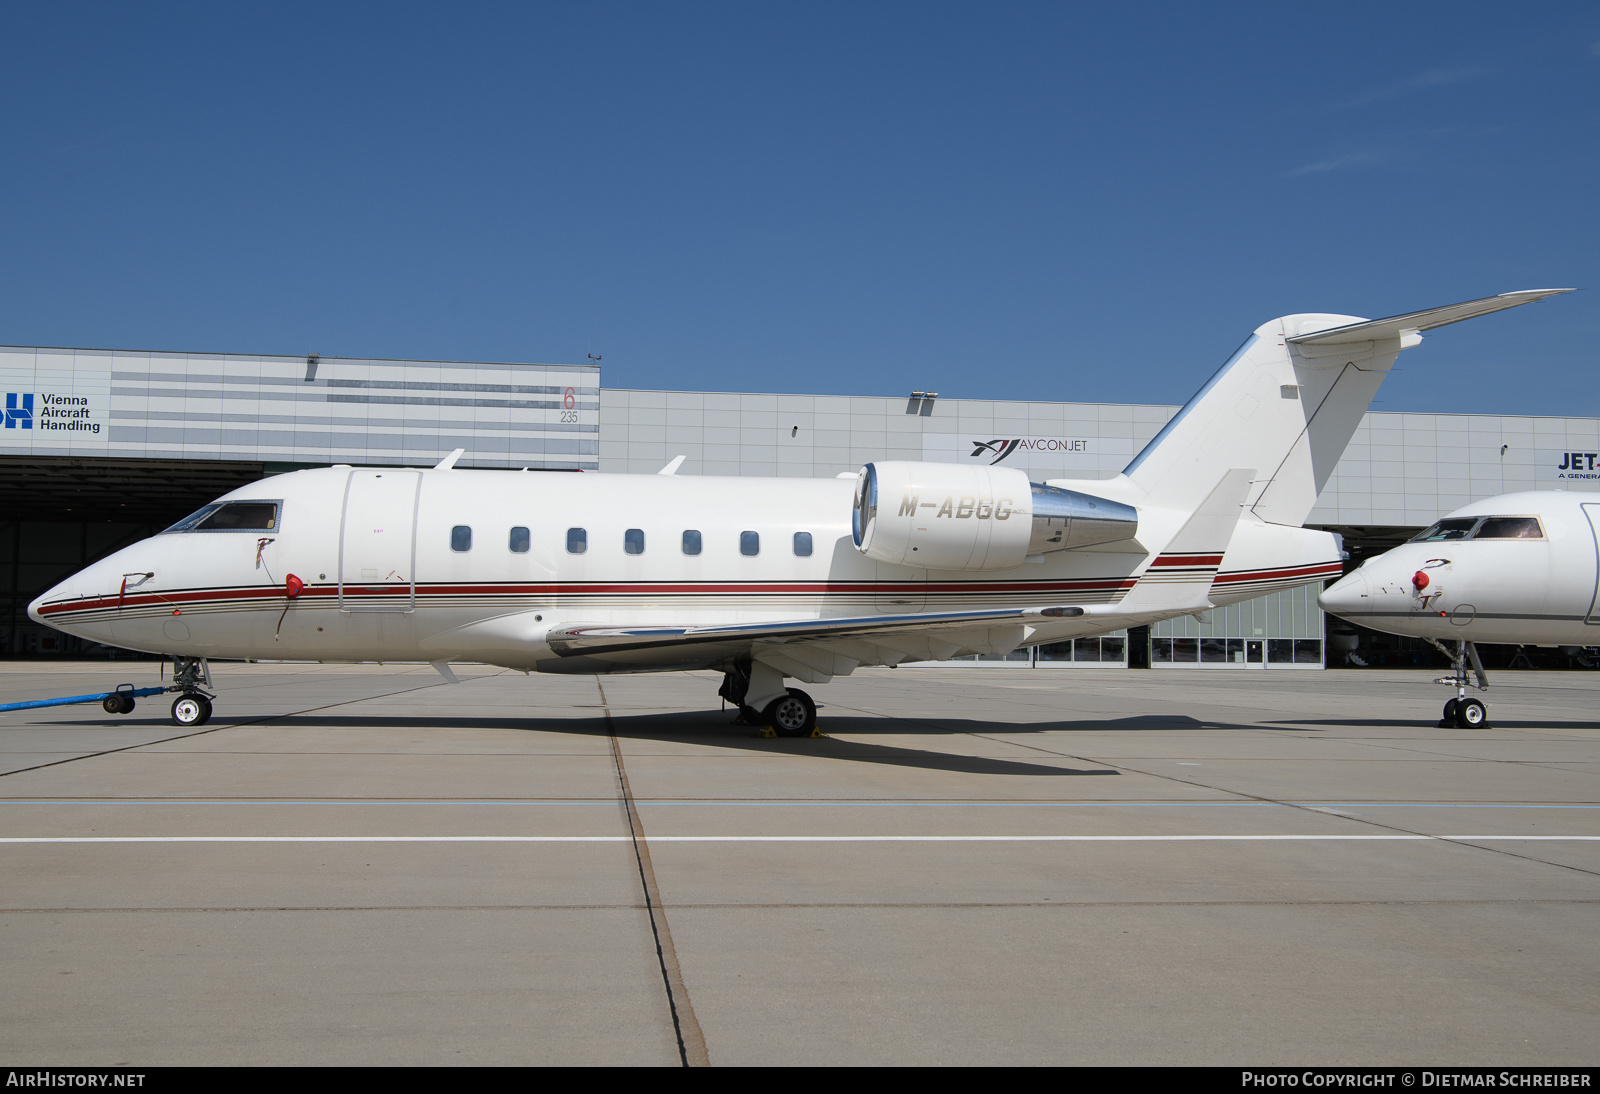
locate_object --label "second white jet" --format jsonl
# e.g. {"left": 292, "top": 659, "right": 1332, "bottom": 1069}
{"left": 1319, "top": 490, "right": 1600, "bottom": 727}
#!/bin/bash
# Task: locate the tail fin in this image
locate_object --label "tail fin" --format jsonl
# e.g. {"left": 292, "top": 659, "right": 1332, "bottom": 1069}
{"left": 1121, "top": 289, "right": 1572, "bottom": 525}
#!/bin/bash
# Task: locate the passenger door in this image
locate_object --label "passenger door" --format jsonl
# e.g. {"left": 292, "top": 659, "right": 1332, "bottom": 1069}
{"left": 339, "top": 470, "right": 421, "bottom": 612}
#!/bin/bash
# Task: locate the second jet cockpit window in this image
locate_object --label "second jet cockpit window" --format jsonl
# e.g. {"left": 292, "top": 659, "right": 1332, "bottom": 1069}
{"left": 1473, "top": 516, "right": 1544, "bottom": 539}
{"left": 1412, "top": 518, "right": 1478, "bottom": 541}
{"left": 1411, "top": 516, "right": 1545, "bottom": 542}
{"left": 162, "top": 500, "right": 281, "bottom": 533}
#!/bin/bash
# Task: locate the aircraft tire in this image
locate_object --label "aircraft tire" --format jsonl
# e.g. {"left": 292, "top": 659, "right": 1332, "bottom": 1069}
{"left": 1455, "top": 699, "right": 1488, "bottom": 729}
{"left": 764, "top": 688, "right": 817, "bottom": 738}
{"left": 171, "top": 694, "right": 212, "bottom": 727}
{"left": 1440, "top": 698, "right": 1459, "bottom": 728}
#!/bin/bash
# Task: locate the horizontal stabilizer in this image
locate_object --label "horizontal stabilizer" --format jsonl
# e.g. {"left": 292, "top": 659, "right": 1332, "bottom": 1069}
{"left": 1289, "top": 289, "right": 1573, "bottom": 346}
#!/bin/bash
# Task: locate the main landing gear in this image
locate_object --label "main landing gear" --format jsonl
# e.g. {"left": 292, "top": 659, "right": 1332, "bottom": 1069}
{"left": 168, "top": 657, "right": 215, "bottom": 727}
{"left": 719, "top": 658, "right": 819, "bottom": 738}
{"left": 1430, "top": 640, "right": 1489, "bottom": 729}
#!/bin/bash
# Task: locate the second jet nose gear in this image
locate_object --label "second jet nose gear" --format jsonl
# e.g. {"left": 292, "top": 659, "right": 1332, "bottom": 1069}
{"left": 719, "top": 658, "right": 820, "bottom": 738}
{"left": 1430, "top": 640, "right": 1490, "bottom": 729}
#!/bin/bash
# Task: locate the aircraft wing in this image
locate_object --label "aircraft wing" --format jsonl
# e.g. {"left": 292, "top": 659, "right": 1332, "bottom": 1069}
{"left": 539, "top": 605, "right": 1088, "bottom": 678}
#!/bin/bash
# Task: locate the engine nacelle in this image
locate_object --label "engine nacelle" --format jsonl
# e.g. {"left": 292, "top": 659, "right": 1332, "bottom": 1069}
{"left": 851, "top": 462, "right": 1138, "bottom": 571}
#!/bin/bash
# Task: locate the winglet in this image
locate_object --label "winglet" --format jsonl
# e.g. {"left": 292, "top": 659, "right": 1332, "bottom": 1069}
{"left": 434, "top": 448, "right": 465, "bottom": 470}
{"left": 1118, "top": 468, "right": 1254, "bottom": 612}
{"left": 658, "top": 455, "right": 687, "bottom": 476}
{"left": 1288, "top": 289, "right": 1574, "bottom": 346}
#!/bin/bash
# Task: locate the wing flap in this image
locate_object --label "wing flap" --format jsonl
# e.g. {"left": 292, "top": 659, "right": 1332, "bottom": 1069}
{"left": 543, "top": 605, "right": 1085, "bottom": 664}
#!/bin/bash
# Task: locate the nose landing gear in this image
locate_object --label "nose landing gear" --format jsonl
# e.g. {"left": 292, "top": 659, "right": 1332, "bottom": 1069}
{"left": 1431, "top": 640, "right": 1489, "bottom": 729}
{"left": 168, "top": 657, "right": 216, "bottom": 727}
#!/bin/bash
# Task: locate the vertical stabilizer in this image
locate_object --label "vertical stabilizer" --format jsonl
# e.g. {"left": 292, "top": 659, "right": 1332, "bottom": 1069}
{"left": 1120, "top": 316, "right": 1394, "bottom": 524}
{"left": 1120, "top": 290, "right": 1572, "bottom": 527}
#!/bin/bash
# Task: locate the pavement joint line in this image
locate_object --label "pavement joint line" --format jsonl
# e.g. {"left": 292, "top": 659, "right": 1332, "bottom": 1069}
{"left": 601, "top": 678, "right": 709, "bottom": 1069}
{"left": 1087, "top": 755, "right": 1600, "bottom": 880}
{"left": 4, "top": 799, "right": 1597, "bottom": 808}
{"left": 6, "top": 898, "right": 1600, "bottom": 913}
{"left": 901, "top": 718, "right": 1600, "bottom": 879}
{"left": 3, "top": 835, "right": 1598, "bottom": 843}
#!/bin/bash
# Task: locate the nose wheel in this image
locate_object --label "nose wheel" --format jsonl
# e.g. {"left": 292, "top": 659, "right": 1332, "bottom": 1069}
{"left": 1454, "top": 698, "right": 1487, "bottom": 729}
{"left": 1431, "top": 641, "right": 1490, "bottom": 729}
{"left": 171, "top": 694, "right": 213, "bottom": 727}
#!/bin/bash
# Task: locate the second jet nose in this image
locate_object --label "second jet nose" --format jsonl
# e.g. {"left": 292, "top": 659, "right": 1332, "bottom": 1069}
{"left": 1317, "top": 568, "right": 1369, "bottom": 618}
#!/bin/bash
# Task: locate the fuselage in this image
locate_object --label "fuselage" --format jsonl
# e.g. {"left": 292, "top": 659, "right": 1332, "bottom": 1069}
{"left": 1318, "top": 490, "right": 1600, "bottom": 646}
{"left": 29, "top": 465, "right": 1341, "bottom": 671}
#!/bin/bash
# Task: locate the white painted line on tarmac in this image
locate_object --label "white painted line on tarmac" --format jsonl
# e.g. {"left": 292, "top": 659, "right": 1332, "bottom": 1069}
{"left": 0, "top": 834, "right": 1596, "bottom": 844}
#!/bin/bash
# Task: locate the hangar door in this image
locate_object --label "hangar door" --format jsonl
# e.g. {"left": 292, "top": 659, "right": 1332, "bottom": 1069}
{"left": 339, "top": 470, "right": 421, "bottom": 612}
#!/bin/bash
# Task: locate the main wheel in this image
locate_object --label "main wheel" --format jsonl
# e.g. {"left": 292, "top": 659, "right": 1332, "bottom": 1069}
{"left": 171, "top": 694, "right": 212, "bottom": 727}
{"left": 1455, "top": 698, "right": 1488, "bottom": 729}
{"left": 1439, "top": 698, "right": 1459, "bottom": 727}
{"left": 763, "top": 688, "right": 817, "bottom": 738}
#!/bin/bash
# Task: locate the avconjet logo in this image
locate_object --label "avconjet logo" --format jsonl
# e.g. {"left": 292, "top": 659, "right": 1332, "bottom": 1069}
{"left": 970, "top": 438, "right": 1020, "bottom": 464}
{"left": 5, "top": 393, "right": 33, "bottom": 428}
{"left": 969, "top": 437, "right": 1094, "bottom": 465}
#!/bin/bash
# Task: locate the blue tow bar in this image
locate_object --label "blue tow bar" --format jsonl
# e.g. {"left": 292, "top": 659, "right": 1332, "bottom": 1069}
{"left": 0, "top": 685, "right": 173, "bottom": 714}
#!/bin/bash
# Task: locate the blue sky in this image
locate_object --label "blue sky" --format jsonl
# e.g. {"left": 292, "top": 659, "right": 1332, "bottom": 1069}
{"left": 2, "top": 2, "right": 1596, "bottom": 416}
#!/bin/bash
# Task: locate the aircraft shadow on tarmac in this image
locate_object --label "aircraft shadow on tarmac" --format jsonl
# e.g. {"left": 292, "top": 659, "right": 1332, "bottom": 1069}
{"left": 33, "top": 709, "right": 1368, "bottom": 777}
{"left": 37, "top": 709, "right": 1156, "bottom": 776}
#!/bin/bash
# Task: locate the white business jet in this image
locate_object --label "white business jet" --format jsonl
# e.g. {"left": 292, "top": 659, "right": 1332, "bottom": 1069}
{"left": 1319, "top": 490, "right": 1600, "bottom": 728}
{"left": 31, "top": 290, "right": 1571, "bottom": 733}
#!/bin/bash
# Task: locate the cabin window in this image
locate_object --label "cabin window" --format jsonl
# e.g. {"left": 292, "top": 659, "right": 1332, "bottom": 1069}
{"left": 625, "top": 528, "right": 645, "bottom": 554}
{"left": 509, "top": 526, "right": 530, "bottom": 553}
{"left": 451, "top": 526, "right": 472, "bottom": 552}
{"left": 567, "top": 527, "right": 587, "bottom": 554}
{"left": 793, "top": 531, "right": 813, "bottom": 557}
{"left": 740, "top": 531, "right": 760, "bottom": 556}
{"left": 1473, "top": 516, "right": 1543, "bottom": 540}
{"left": 162, "top": 500, "right": 281, "bottom": 533}
{"left": 682, "top": 530, "right": 702, "bottom": 555}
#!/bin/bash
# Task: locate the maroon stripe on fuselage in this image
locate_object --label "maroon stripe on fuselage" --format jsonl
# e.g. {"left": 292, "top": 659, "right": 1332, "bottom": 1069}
{"left": 38, "top": 563, "right": 1338, "bottom": 622}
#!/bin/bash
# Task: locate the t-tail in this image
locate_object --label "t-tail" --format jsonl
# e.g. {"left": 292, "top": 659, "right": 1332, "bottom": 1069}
{"left": 1119, "top": 289, "right": 1573, "bottom": 525}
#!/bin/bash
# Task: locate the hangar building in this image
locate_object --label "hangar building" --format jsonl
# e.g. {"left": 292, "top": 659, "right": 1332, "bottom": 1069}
{"left": 5, "top": 343, "right": 1597, "bottom": 669}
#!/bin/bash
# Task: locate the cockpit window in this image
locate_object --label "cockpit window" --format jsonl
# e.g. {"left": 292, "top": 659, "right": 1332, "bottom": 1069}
{"left": 1410, "top": 518, "right": 1478, "bottom": 542}
{"left": 162, "top": 501, "right": 281, "bottom": 533}
{"left": 1473, "top": 516, "right": 1544, "bottom": 540}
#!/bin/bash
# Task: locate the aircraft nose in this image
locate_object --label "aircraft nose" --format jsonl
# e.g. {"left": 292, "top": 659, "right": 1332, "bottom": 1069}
{"left": 28, "top": 554, "right": 128, "bottom": 639}
{"left": 1317, "top": 569, "right": 1369, "bottom": 618}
